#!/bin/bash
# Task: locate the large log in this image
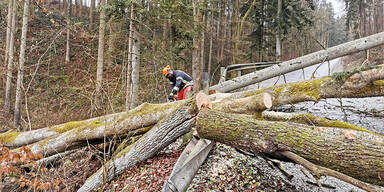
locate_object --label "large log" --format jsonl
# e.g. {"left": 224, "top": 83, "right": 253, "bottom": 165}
{"left": 78, "top": 106, "right": 195, "bottom": 192}
{"left": 210, "top": 31, "right": 384, "bottom": 92}
{"left": 261, "top": 111, "right": 377, "bottom": 134}
{"left": 0, "top": 112, "right": 124, "bottom": 148}
{"left": 212, "top": 92, "right": 272, "bottom": 114}
{"left": 239, "top": 67, "right": 384, "bottom": 106}
{"left": 14, "top": 102, "right": 180, "bottom": 156}
{"left": 196, "top": 109, "right": 384, "bottom": 188}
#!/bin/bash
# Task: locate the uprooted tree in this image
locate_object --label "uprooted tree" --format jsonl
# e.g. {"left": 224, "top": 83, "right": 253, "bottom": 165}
{"left": 2, "top": 66, "right": 384, "bottom": 192}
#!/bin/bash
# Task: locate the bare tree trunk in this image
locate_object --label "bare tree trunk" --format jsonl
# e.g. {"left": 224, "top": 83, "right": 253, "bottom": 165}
{"left": 196, "top": 109, "right": 384, "bottom": 188}
{"left": 89, "top": 0, "right": 95, "bottom": 31}
{"left": 200, "top": 12, "right": 205, "bottom": 75}
{"left": 207, "top": 7, "right": 213, "bottom": 77}
{"left": 130, "top": 29, "right": 140, "bottom": 109}
{"left": 73, "top": 0, "right": 77, "bottom": 17}
{"left": 192, "top": 0, "right": 201, "bottom": 91}
{"left": 79, "top": 0, "right": 83, "bottom": 16}
{"left": 216, "top": 1, "right": 222, "bottom": 64}
{"left": 65, "top": 0, "right": 71, "bottom": 63}
{"left": 95, "top": 0, "right": 106, "bottom": 109}
{"left": 220, "top": 4, "right": 227, "bottom": 65}
{"left": 258, "top": 0, "right": 265, "bottom": 61}
{"left": 14, "top": 0, "right": 30, "bottom": 131}
{"left": 379, "top": 0, "right": 384, "bottom": 32}
{"left": 125, "top": 4, "right": 134, "bottom": 111}
{"left": 231, "top": 0, "right": 239, "bottom": 64}
{"left": 210, "top": 31, "right": 384, "bottom": 93}
{"left": 4, "top": 0, "right": 14, "bottom": 80}
{"left": 106, "top": 17, "right": 119, "bottom": 66}
{"left": 276, "top": 0, "right": 282, "bottom": 62}
{"left": 5, "top": 0, "right": 17, "bottom": 113}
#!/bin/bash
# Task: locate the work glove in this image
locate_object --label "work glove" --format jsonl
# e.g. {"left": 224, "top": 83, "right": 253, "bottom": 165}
{"left": 168, "top": 93, "right": 176, "bottom": 101}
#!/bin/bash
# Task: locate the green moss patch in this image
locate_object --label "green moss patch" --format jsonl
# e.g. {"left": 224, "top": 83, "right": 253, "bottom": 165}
{"left": 0, "top": 131, "right": 21, "bottom": 143}
{"left": 51, "top": 121, "right": 87, "bottom": 133}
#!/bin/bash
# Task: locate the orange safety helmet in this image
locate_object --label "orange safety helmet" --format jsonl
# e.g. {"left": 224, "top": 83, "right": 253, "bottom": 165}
{"left": 162, "top": 65, "right": 171, "bottom": 76}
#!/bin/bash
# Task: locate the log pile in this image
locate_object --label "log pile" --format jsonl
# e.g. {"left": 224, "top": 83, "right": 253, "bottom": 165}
{"left": 2, "top": 67, "right": 384, "bottom": 192}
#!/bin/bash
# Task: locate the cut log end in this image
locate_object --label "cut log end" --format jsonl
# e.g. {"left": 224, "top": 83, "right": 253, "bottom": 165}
{"left": 262, "top": 93, "right": 273, "bottom": 109}
{"left": 196, "top": 91, "right": 212, "bottom": 110}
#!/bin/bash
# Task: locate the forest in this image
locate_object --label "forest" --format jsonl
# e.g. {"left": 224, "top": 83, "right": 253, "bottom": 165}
{"left": 0, "top": 0, "right": 384, "bottom": 191}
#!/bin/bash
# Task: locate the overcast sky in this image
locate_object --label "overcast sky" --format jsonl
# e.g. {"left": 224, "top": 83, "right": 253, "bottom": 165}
{"left": 326, "top": 0, "right": 345, "bottom": 17}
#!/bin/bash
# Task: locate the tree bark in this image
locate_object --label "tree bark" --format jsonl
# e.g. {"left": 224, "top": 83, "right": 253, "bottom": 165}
{"left": 125, "top": 4, "right": 134, "bottom": 111}
{"left": 196, "top": 109, "right": 384, "bottom": 187}
{"left": 275, "top": 0, "right": 282, "bottom": 62}
{"left": 14, "top": 0, "right": 30, "bottom": 130}
{"left": 78, "top": 106, "right": 195, "bottom": 192}
{"left": 95, "top": 0, "right": 106, "bottom": 109}
{"left": 210, "top": 31, "right": 384, "bottom": 93}
{"left": 192, "top": 0, "right": 202, "bottom": 91}
{"left": 216, "top": 1, "right": 221, "bottom": 64}
{"left": 219, "top": 3, "right": 227, "bottom": 65}
{"left": 65, "top": 0, "right": 71, "bottom": 63}
{"left": 130, "top": 29, "right": 140, "bottom": 109}
{"left": 79, "top": 0, "right": 83, "bottom": 16}
{"left": 89, "top": 0, "right": 95, "bottom": 31}
{"left": 207, "top": 5, "right": 213, "bottom": 78}
{"left": 5, "top": 0, "right": 17, "bottom": 113}
{"left": 4, "top": 0, "right": 14, "bottom": 78}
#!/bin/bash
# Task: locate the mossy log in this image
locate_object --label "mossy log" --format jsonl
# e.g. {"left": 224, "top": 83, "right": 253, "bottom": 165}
{"left": 241, "top": 67, "right": 384, "bottom": 106}
{"left": 210, "top": 31, "right": 384, "bottom": 92}
{"left": 196, "top": 109, "right": 384, "bottom": 187}
{"left": 261, "top": 111, "right": 376, "bottom": 134}
{"left": 0, "top": 112, "right": 125, "bottom": 148}
{"left": 13, "top": 102, "right": 180, "bottom": 157}
{"left": 78, "top": 106, "right": 195, "bottom": 192}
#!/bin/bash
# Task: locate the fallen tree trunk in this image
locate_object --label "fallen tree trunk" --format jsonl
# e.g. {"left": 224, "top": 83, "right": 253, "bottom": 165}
{"left": 261, "top": 111, "right": 376, "bottom": 134}
{"left": 14, "top": 102, "right": 179, "bottom": 156}
{"left": 78, "top": 105, "right": 196, "bottom": 192}
{"left": 162, "top": 138, "right": 214, "bottom": 192}
{"left": 0, "top": 112, "right": 125, "bottom": 148}
{"left": 239, "top": 67, "right": 384, "bottom": 106}
{"left": 196, "top": 109, "right": 384, "bottom": 188}
{"left": 210, "top": 31, "right": 384, "bottom": 92}
{"left": 212, "top": 92, "right": 272, "bottom": 114}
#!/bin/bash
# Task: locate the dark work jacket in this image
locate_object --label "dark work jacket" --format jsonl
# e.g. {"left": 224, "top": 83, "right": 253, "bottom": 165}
{"left": 167, "top": 70, "right": 193, "bottom": 95}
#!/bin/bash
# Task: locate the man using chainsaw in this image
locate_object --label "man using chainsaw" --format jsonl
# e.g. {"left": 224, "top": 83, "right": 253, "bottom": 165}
{"left": 162, "top": 65, "right": 194, "bottom": 101}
